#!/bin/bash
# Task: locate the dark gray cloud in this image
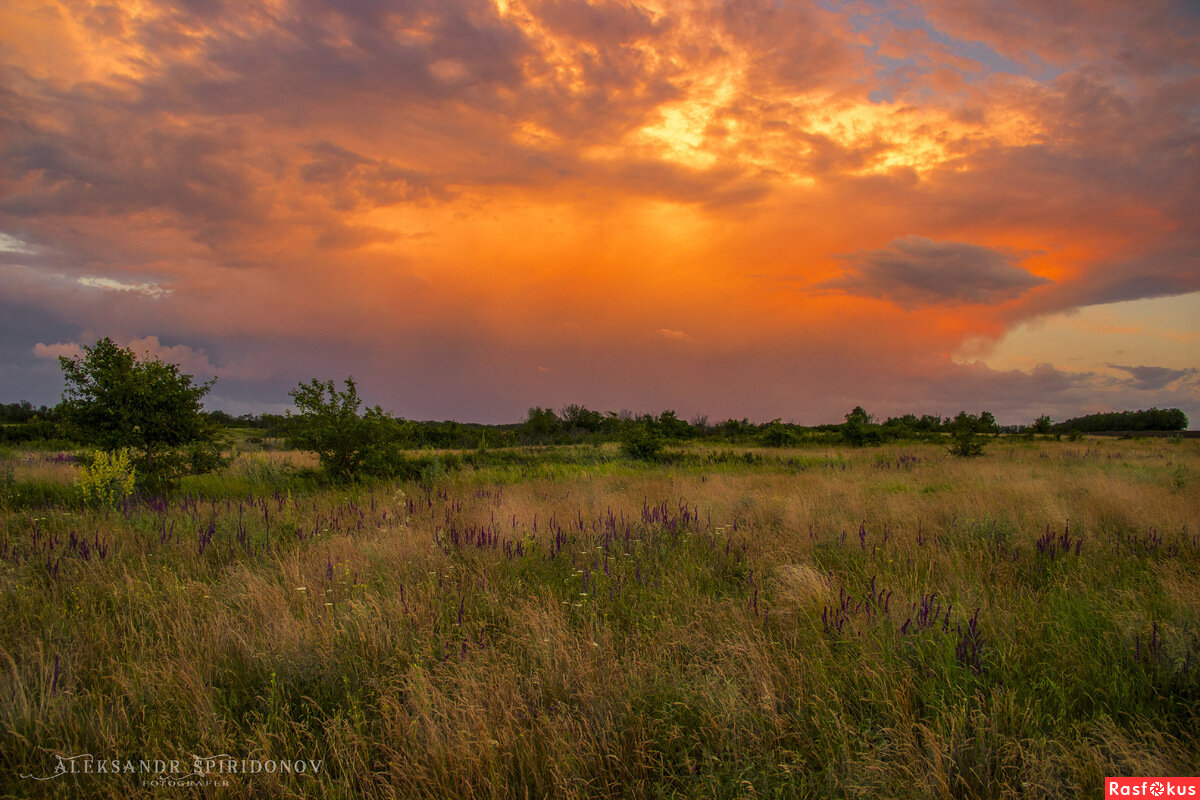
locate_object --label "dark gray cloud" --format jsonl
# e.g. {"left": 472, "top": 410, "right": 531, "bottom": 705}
{"left": 0, "top": 298, "right": 78, "bottom": 406}
{"left": 1069, "top": 234, "right": 1200, "bottom": 308}
{"left": 0, "top": 95, "right": 264, "bottom": 222}
{"left": 825, "top": 235, "right": 1050, "bottom": 307}
{"left": 300, "top": 143, "right": 452, "bottom": 211}
{"left": 1108, "top": 364, "right": 1198, "bottom": 391}
{"left": 135, "top": 0, "right": 535, "bottom": 115}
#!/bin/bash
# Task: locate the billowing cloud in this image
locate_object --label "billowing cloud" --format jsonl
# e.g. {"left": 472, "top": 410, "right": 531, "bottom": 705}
{"left": 1108, "top": 364, "right": 1198, "bottom": 392}
{"left": 32, "top": 335, "right": 247, "bottom": 384}
{"left": 824, "top": 236, "right": 1050, "bottom": 308}
{"left": 0, "top": 0, "right": 1197, "bottom": 425}
{"left": 32, "top": 342, "right": 84, "bottom": 361}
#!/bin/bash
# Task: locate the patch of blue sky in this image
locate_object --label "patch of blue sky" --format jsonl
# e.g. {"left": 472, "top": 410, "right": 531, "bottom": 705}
{"left": 921, "top": 23, "right": 1061, "bottom": 82}
{"left": 819, "top": 0, "right": 1062, "bottom": 97}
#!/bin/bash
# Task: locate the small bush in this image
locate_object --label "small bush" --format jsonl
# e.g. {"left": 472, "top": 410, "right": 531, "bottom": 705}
{"left": 623, "top": 425, "right": 664, "bottom": 460}
{"left": 841, "top": 406, "right": 879, "bottom": 447}
{"left": 287, "top": 377, "right": 413, "bottom": 483}
{"left": 948, "top": 425, "right": 986, "bottom": 458}
{"left": 78, "top": 449, "right": 136, "bottom": 509}
{"left": 760, "top": 420, "right": 798, "bottom": 447}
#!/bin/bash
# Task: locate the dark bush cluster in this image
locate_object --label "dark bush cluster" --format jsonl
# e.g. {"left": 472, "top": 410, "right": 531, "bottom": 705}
{"left": 1054, "top": 407, "right": 1188, "bottom": 433}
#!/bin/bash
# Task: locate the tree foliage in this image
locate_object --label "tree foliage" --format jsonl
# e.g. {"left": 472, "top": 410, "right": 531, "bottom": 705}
{"left": 1055, "top": 407, "right": 1188, "bottom": 433}
{"left": 656, "top": 410, "right": 691, "bottom": 439}
{"left": 622, "top": 423, "right": 664, "bottom": 460}
{"left": 287, "top": 377, "right": 411, "bottom": 482}
{"left": 522, "top": 407, "right": 562, "bottom": 441}
{"left": 841, "top": 406, "right": 877, "bottom": 447}
{"left": 948, "top": 411, "right": 987, "bottom": 457}
{"left": 978, "top": 411, "right": 998, "bottom": 434}
{"left": 560, "top": 404, "right": 603, "bottom": 434}
{"left": 58, "top": 337, "right": 224, "bottom": 487}
{"left": 760, "top": 419, "right": 798, "bottom": 447}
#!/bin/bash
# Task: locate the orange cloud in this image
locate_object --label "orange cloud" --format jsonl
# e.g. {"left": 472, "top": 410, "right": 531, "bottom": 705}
{"left": 1, "top": 0, "right": 1197, "bottom": 424}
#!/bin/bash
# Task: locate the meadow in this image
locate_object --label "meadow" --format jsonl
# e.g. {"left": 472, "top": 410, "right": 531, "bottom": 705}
{"left": 1, "top": 437, "right": 1197, "bottom": 798}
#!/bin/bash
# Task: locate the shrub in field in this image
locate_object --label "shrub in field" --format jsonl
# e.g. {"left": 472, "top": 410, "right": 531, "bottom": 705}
{"left": 288, "top": 377, "right": 412, "bottom": 482}
{"left": 760, "top": 419, "right": 798, "bottom": 447}
{"left": 560, "top": 403, "right": 603, "bottom": 434}
{"left": 522, "top": 406, "right": 562, "bottom": 442}
{"left": 841, "top": 406, "right": 878, "bottom": 446}
{"left": 948, "top": 411, "right": 986, "bottom": 457}
{"left": 57, "top": 337, "right": 226, "bottom": 489}
{"left": 622, "top": 423, "right": 664, "bottom": 460}
{"left": 656, "top": 409, "right": 692, "bottom": 438}
{"left": 77, "top": 449, "right": 136, "bottom": 508}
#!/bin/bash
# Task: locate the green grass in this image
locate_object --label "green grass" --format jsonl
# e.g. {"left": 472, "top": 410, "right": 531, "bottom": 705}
{"left": 1, "top": 438, "right": 1197, "bottom": 798}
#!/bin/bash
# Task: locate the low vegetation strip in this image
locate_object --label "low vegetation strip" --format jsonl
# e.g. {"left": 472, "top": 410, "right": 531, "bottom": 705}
{"left": 1, "top": 438, "right": 1197, "bottom": 798}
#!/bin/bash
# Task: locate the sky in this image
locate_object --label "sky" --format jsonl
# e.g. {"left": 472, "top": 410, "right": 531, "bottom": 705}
{"left": 1, "top": 0, "right": 1198, "bottom": 426}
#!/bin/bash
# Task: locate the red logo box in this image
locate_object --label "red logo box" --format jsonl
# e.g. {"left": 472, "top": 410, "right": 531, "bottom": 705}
{"left": 1106, "top": 778, "right": 1200, "bottom": 798}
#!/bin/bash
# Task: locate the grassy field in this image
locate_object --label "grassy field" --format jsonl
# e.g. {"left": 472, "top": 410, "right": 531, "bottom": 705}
{"left": 1, "top": 437, "right": 1198, "bottom": 798}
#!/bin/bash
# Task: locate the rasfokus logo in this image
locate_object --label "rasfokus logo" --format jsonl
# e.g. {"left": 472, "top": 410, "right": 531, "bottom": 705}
{"left": 1106, "top": 777, "right": 1200, "bottom": 797}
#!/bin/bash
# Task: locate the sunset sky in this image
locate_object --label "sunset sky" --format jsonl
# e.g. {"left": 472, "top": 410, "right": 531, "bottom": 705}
{"left": 1, "top": 0, "right": 1197, "bottom": 425}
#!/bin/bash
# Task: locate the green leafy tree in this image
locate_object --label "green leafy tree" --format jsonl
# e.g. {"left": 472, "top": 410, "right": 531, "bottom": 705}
{"left": 718, "top": 418, "right": 754, "bottom": 440}
{"left": 760, "top": 419, "right": 798, "bottom": 447}
{"left": 948, "top": 411, "right": 986, "bottom": 457}
{"left": 657, "top": 410, "right": 692, "bottom": 439}
{"left": 1033, "top": 414, "right": 1053, "bottom": 435}
{"left": 522, "top": 407, "right": 562, "bottom": 442}
{"left": 842, "top": 406, "right": 875, "bottom": 447}
{"left": 287, "top": 377, "right": 410, "bottom": 482}
{"left": 58, "top": 337, "right": 224, "bottom": 488}
{"left": 622, "top": 423, "right": 664, "bottom": 461}
{"left": 918, "top": 414, "right": 943, "bottom": 432}
{"left": 560, "top": 404, "right": 603, "bottom": 434}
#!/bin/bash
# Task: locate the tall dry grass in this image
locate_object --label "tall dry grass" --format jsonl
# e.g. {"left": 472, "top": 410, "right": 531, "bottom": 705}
{"left": 1, "top": 437, "right": 1197, "bottom": 798}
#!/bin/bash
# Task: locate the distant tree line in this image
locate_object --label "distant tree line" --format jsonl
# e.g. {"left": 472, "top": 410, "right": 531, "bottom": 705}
{"left": 0, "top": 401, "right": 57, "bottom": 423}
{"left": 0, "top": 402, "right": 62, "bottom": 443}
{"left": 1052, "top": 408, "right": 1188, "bottom": 433}
{"left": 4, "top": 394, "right": 1189, "bottom": 452}
{"left": 2, "top": 336, "right": 1192, "bottom": 487}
